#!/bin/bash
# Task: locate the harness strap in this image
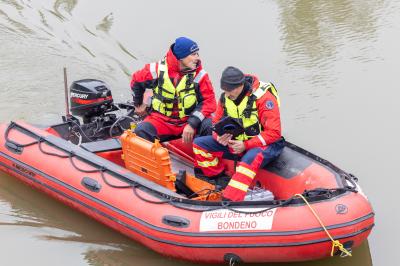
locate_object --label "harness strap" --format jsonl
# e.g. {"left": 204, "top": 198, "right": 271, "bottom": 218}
{"left": 182, "top": 73, "right": 194, "bottom": 94}
{"left": 158, "top": 70, "right": 165, "bottom": 91}
{"left": 243, "top": 95, "right": 257, "bottom": 119}
{"left": 157, "top": 59, "right": 166, "bottom": 91}
{"left": 152, "top": 93, "right": 177, "bottom": 104}
{"left": 221, "top": 94, "right": 228, "bottom": 117}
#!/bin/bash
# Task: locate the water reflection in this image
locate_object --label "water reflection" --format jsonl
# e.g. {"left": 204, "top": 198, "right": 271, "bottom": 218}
{"left": 277, "top": 0, "right": 382, "bottom": 67}
{"left": 0, "top": 7, "right": 34, "bottom": 34}
{"left": 275, "top": 0, "right": 385, "bottom": 125}
{"left": 0, "top": 172, "right": 159, "bottom": 265}
{"left": 1, "top": 0, "right": 24, "bottom": 11}
{"left": 0, "top": 0, "right": 138, "bottom": 124}
{"left": 53, "top": 0, "right": 77, "bottom": 19}
{"left": 117, "top": 41, "right": 137, "bottom": 60}
{"left": 96, "top": 12, "right": 113, "bottom": 33}
{"left": 0, "top": 172, "right": 207, "bottom": 266}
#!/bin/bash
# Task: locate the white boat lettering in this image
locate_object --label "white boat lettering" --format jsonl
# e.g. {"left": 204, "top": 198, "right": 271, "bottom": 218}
{"left": 217, "top": 220, "right": 257, "bottom": 230}
{"left": 204, "top": 212, "right": 227, "bottom": 219}
{"left": 71, "top": 92, "right": 89, "bottom": 99}
{"left": 200, "top": 208, "right": 277, "bottom": 232}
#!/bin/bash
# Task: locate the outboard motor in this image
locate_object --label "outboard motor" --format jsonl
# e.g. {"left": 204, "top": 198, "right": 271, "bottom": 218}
{"left": 60, "top": 79, "right": 134, "bottom": 144}
{"left": 70, "top": 79, "right": 115, "bottom": 123}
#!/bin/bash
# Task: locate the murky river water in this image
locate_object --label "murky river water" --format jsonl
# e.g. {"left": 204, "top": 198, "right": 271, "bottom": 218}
{"left": 1, "top": 0, "right": 399, "bottom": 265}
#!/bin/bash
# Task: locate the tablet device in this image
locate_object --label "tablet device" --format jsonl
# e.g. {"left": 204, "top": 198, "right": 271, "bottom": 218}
{"left": 213, "top": 116, "right": 245, "bottom": 138}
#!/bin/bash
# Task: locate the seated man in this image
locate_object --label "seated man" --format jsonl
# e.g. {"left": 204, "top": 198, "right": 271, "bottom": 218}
{"left": 131, "top": 37, "right": 216, "bottom": 143}
{"left": 193, "top": 66, "right": 285, "bottom": 201}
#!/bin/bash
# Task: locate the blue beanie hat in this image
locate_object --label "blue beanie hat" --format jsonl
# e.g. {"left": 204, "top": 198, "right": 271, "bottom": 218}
{"left": 172, "top": 37, "right": 199, "bottom": 60}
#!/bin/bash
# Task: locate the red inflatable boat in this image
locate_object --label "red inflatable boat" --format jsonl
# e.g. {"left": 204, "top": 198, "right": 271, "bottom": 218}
{"left": 0, "top": 120, "right": 374, "bottom": 264}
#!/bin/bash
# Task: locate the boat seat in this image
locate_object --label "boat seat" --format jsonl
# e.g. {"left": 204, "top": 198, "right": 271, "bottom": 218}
{"left": 80, "top": 138, "right": 122, "bottom": 153}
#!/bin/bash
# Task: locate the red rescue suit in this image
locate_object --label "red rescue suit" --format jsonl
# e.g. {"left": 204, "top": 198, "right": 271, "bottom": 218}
{"left": 130, "top": 48, "right": 216, "bottom": 140}
{"left": 193, "top": 75, "right": 284, "bottom": 201}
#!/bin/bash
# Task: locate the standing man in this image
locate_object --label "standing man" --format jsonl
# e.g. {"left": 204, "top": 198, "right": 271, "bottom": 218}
{"left": 131, "top": 37, "right": 216, "bottom": 143}
{"left": 193, "top": 66, "right": 285, "bottom": 201}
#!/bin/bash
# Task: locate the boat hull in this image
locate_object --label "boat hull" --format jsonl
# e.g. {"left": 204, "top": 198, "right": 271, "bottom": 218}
{"left": 0, "top": 121, "right": 374, "bottom": 263}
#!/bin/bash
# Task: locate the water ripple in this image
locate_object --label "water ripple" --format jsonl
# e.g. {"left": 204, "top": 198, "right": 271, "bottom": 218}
{"left": 96, "top": 12, "right": 113, "bottom": 33}
{"left": 52, "top": 0, "right": 77, "bottom": 20}
{"left": 0, "top": 7, "right": 34, "bottom": 34}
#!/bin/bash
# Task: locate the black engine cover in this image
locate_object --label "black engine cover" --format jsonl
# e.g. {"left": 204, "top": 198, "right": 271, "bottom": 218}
{"left": 70, "top": 79, "right": 114, "bottom": 120}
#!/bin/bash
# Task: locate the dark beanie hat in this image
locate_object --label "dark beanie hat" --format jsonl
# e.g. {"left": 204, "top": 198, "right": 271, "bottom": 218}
{"left": 172, "top": 37, "right": 199, "bottom": 60}
{"left": 220, "top": 66, "right": 245, "bottom": 91}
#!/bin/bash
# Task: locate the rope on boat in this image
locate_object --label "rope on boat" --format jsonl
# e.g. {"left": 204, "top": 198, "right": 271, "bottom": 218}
{"left": 295, "top": 193, "right": 352, "bottom": 257}
{"left": 4, "top": 122, "right": 41, "bottom": 148}
{"left": 4, "top": 121, "right": 359, "bottom": 214}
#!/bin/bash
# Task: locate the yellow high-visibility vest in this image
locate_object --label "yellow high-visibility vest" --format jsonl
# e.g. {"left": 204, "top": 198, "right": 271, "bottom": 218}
{"left": 150, "top": 60, "right": 207, "bottom": 119}
{"left": 223, "top": 82, "right": 280, "bottom": 140}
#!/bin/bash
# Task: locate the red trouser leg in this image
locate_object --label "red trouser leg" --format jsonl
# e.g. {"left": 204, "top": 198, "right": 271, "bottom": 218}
{"left": 222, "top": 162, "right": 258, "bottom": 201}
{"left": 222, "top": 140, "right": 285, "bottom": 201}
{"left": 135, "top": 113, "right": 186, "bottom": 142}
{"left": 143, "top": 114, "right": 185, "bottom": 136}
{"left": 222, "top": 148, "right": 265, "bottom": 201}
{"left": 192, "top": 136, "right": 227, "bottom": 177}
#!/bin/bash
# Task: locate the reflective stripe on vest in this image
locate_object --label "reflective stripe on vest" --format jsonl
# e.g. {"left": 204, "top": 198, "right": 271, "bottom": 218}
{"left": 149, "top": 62, "right": 157, "bottom": 79}
{"left": 151, "top": 60, "right": 203, "bottom": 118}
{"left": 254, "top": 81, "right": 280, "bottom": 107}
{"left": 193, "top": 69, "right": 207, "bottom": 83}
{"left": 223, "top": 81, "right": 279, "bottom": 141}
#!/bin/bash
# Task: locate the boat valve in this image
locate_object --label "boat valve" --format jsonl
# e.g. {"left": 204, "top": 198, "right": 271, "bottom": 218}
{"left": 224, "top": 253, "right": 242, "bottom": 266}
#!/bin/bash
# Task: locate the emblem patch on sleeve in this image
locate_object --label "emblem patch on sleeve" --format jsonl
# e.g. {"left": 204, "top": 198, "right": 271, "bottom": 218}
{"left": 266, "top": 100, "right": 274, "bottom": 110}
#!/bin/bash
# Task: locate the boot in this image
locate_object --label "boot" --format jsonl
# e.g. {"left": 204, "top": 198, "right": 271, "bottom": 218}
{"left": 194, "top": 168, "right": 217, "bottom": 185}
{"left": 215, "top": 174, "right": 231, "bottom": 190}
{"left": 194, "top": 168, "right": 231, "bottom": 187}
